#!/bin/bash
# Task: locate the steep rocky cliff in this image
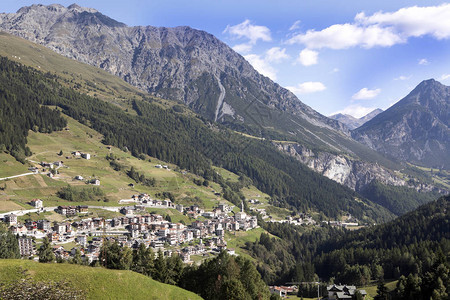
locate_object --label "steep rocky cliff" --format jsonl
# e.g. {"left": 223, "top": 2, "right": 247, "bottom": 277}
{"left": 276, "top": 142, "right": 405, "bottom": 192}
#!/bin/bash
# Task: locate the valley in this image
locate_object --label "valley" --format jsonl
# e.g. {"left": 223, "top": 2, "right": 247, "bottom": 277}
{"left": 0, "top": 3, "right": 448, "bottom": 300}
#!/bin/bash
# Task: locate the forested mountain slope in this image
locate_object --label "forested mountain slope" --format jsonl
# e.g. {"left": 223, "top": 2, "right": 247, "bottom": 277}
{"left": 246, "top": 194, "right": 449, "bottom": 300}
{"left": 0, "top": 56, "right": 393, "bottom": 222}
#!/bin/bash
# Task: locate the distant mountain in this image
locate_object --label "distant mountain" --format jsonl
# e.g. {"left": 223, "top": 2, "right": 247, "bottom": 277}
{"left": 352, "top": 79, "right": 450, "bottom": 169}
{"left": 359, "top": 108, "right": 383, "bottom": 124}
{"left": 0, "top": 3, "right": 352, "bottom": 146}
{"left": 330, "top": 109, "right": 383, "bottom": 130}
{"left": 328, "top": 113, "right": 360, "bottom": 130}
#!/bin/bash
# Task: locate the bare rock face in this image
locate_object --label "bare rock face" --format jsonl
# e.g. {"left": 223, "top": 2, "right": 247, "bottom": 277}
{"left": 352, "top": 79, "right": 450, "bottom": 170}
{"left": 0, "top": 3, "right": 347, "bottom": 135}
{"left": 276, "top": 143, "right": 406, "bottom": 192}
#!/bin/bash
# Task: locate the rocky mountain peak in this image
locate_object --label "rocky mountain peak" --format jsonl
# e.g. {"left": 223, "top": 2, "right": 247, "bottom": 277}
{"left": 67, "top": 3, "right": 98, "bottom": 13}
{"left": 353, "top": 80, "right": 450, "bottom": 169}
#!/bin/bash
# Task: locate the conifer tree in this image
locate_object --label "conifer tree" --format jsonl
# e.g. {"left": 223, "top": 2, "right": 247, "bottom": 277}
{"left": 38, "top": 237, "right": 55, "bottom": 263}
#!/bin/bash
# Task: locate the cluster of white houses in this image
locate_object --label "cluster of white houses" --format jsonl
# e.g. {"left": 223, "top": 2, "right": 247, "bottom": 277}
{"left": 1, "top": 199, "right": 257, "bottom": 263}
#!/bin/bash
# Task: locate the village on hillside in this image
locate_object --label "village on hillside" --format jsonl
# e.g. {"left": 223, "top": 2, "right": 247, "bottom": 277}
{"left": 1, "top": 195, "right": 260, "bottom": 264}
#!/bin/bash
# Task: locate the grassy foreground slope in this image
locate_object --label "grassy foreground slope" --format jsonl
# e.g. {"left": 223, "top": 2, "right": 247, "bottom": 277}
{"left": 0, "top": 260, "right": 202, "bottom": 300}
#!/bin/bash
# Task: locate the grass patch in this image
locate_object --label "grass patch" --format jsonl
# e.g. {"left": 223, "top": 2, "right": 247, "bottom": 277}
{"left": 225, "top": 227, "right": 266, "bottom": 260}
{"left": 18, "top": 211, "right": 53, "bottom": 222}
{"left": 146, "top": 207, "right": 193, "bottom": 225}
{"left": 0, "top": 259, "right": 202, "bottom": 300}
{"left": 0, "top": 152, "right": 29, "bottom": 178}
{"left": 363, "top": 280, "right": 398, "bottom": 298}
{"left": 0, "top": 199, "right": 25, "bottom": 213}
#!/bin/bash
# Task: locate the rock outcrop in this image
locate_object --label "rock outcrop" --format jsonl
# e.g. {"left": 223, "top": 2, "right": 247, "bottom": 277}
{"left": 276, "top": 143, "right": 405, "bottom": 192}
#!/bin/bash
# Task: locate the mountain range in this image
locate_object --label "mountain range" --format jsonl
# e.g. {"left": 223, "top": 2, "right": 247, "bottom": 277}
{"left": 0, "top": 3, "right": 447, "bottom": 215}
{"left": 330, "top": 109, "right": 383, "bottom": 130}
{"left": 0, "top": 3, "right": 416, "bottom": 179}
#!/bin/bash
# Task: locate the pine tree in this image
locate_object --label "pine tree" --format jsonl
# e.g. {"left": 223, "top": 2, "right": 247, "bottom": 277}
{"left": 119, "top": 246, "right": 133, "bottom": 270}
{"left": 154, "top": 249, "right": 168, "bottom": 283}
{"left": 431, "top": 277, "right": 448, "bottom": 300}
{"left": 0, "top": 223, "right": 20, "bottom": 259}
{"left": 38, "top": 237, "right": 55, "bottom": 263}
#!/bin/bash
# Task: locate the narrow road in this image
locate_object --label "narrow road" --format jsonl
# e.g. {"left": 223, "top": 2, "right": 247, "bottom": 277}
{"left": 0, "top": 207, "right": 57, "bottom": 218}
{"left": 0, "top": 172, "right": 36, "bottom": 181}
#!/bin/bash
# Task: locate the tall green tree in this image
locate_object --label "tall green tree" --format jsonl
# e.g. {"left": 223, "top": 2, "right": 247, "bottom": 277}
{"left": 180, "top": 251, "right": 270, "bottom": 300}
{"left": 38, "top": 237, "right": 55, "bottom": 263}
{"left": 132, "top": 243, "right": 154, "bottom": 276}
{"left": 70, "top": 248, "right": 83, "bottom": 265}
{"left": 153, "top": 250, "right": 168, "bottom": 283}
{"left": 0, "top": 223, "right": 20, "bottom": 259}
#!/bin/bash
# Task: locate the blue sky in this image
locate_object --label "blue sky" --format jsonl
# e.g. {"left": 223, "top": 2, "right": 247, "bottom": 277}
{"left": 2, "top": 1, "right": 450, "bottom": 117}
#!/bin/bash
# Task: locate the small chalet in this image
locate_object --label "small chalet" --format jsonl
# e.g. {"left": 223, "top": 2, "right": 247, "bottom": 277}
{"left": 89, "top": 179, "right": 100, "bottom": 185}
{"left": 327, "top": 284, "right": 367, "bottom": 300}
{"left": 77, "top": 205, "right": 89, "bottom": 213}
{"left": 4, "top": 213, "right": 17, "bottom": 226}
{"left": 30, "top": 198, "right": 43, "bottom": 209}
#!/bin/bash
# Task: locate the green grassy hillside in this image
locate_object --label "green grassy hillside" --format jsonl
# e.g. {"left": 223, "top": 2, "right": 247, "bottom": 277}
{"left": 0, "top": 259, "right": 202, "bottom": 299}
{"left": 0, "top": 114, "right": 236, "bottom": 213}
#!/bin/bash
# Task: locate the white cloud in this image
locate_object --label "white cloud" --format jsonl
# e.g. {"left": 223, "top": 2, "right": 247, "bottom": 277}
{"left": 352, "top": 88, "right": 381, "bottom": 100}
{"left": 331, "top": 105, "right": 378, "bottom": 118}
{"left": 244, "top": 54, "right": 277, "bottom": 81}
{"left": 286, "top": 82, "right": 326, "bottom": 94}
{"left": 330, "top": 68, "right": 340, "bottom": 73}
{"left": 356, "top": 4, "right": 450, "bottom": 39}
{"left": 265, "top": 47, "right": 290, "bottom": 63}
{"left": 243, "top": 48, "right": 289, "bottom": 80}
{"left": 394, "top": 75, "right": 412, "bottom": 80}
{"left": 232, "top": 43, "right": 253, "bottom": 54}
{"left": 440, "top": 74, "right": 450, "bottom": 81}
{"left": 224, "top": 20, "right": 272, "bottom": 45}
{"left": 289, "top": 20, "right": 301, "bottom": 31}
{"left": 287, "top": 4, "right": 450, "bottom": 49}
{"left": 296, "top": 49, "right": 318, "bottom": 66}
{"left": 418, "top": 58, "right": 429, "bottom": 65}
{"left": 288, "top": 23, "right": 402, "bottom": 49}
